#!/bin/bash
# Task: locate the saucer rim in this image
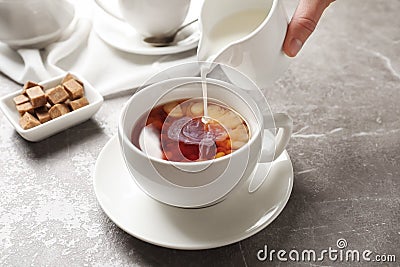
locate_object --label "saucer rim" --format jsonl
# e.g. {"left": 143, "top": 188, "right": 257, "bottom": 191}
{"left": 93, "top": 8, "right": 200, "bottom": 56}
{"left": 93, "top": 135, "right": 294, "bottom": 250}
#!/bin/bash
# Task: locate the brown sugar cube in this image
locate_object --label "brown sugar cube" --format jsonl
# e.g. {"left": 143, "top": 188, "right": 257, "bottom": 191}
{"left": 63, "top": 79, "right": 84, "bottom": 100}
{"left": 35, "top": 106, "right": 51, "bottom": 123}
{"left": 22, "top": 81, "right": 42, "bottom": 95}
{"left": 49, "top": 103, "right": 69, "bottom": 119}
{"left": 26, "top": 86, "right": 47, "bottom": 108}
{"left": 62, "top": 73, "right": 83, "bottom": 86}
{"left": 16, "top": 102, "right": 34, "bottom": 115}
{"left": 19, "top": 112, "right": 41, "bottom": 130}
{"left": 46, "top": 85, "right": 69, "bottom": 105}
{"left": 69, "top": 97, "right": 89, "bottom": 111}
{"left": 13, "top": 94, "right": 29, "bottom": 105}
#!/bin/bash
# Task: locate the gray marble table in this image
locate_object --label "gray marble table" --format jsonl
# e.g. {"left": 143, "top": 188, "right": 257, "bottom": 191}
{"left": 0, "top": 0, "right": 399, "bottom": 266}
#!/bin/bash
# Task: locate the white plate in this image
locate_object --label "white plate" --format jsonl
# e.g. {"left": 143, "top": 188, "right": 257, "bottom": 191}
{"left": 93, "top": 136, "right": 293, "bottom": 250}
{"left": 0, "top": 73, "right": 103, "bottom": 142}
{"left": 93, "top": 1, "right": 201, "bottom": 56}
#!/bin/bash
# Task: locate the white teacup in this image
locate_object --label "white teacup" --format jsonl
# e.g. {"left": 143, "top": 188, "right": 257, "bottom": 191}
{"left": 118, "top": 77, "right": 293, "bottom": 208}
{"left": 95, "top": 0, "right": 191, "bottom": 38}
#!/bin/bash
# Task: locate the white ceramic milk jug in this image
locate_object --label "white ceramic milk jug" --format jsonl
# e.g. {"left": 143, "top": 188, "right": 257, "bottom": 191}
{"left": 197, "top": 0, "right": 290, "bottom": 88}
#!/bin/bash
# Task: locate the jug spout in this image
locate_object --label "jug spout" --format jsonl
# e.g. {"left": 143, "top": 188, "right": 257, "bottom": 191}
{"left": 197, "top": 0, "right": 290, "bottom": 88}
{"left": 197, "top": 36, "right": 213, "bottom": 63}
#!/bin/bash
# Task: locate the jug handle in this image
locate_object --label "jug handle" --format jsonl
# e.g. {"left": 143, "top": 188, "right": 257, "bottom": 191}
{"left": 260, "top": 113, "right": 293, "bottom": 162}
{"left": 94, "top": 0, "right": 124, "bottom": 21}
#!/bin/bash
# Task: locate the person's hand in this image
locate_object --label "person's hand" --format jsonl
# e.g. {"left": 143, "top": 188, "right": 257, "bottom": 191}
{"left": 283, "top": 0, "right": 335, "bottom": 57}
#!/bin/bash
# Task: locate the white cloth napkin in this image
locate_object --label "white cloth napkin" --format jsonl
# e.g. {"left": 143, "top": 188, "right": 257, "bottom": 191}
{"left": 0, "top": 0, "right": 202, "bottom": 96}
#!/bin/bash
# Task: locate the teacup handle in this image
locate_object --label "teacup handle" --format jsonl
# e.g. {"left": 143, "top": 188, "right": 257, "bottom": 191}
{"left": 94, "top": 0, "right": 124, "bottom": 21}
{"left": 260, "top": 113, "right": 293, "bottom": 162}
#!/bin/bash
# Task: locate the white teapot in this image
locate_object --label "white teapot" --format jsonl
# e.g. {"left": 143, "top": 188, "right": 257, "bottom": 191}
{"left": 0, "top": 0, "right": 75, "bottom": 48}
{"left": 197, "top": 0, "right": 290, "bottom": 88}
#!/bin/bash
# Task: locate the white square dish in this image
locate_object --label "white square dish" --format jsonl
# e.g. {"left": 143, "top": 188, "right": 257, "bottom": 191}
{"left": 0, "top": 73, "right": 103, "bottom": 142}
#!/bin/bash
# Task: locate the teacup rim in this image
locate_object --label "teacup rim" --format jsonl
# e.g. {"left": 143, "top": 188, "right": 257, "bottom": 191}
{"left": 119, "top": 77, "right": 263, "bottom": 167}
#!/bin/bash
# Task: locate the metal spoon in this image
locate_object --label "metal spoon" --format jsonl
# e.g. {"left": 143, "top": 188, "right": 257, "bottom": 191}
{"left": 143, "top": 19, "right": 198, "bottom": 47}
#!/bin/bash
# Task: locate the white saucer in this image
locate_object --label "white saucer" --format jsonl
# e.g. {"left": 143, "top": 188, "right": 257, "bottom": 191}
{"left": 93, "top": 136, "right": 293, "bottom": 250}
{"left": 93, "top": 2, "right": 201, "bottom": 55}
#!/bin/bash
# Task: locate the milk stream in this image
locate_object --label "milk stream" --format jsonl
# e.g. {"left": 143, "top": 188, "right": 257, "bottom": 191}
{"left": 196, "top": 8, "right": 268, "bottom": 158}
{"left": 200, "top": 64, "right": 210, "bottom": 122}
{"left": 199, "top": 8, "right": 268, "bottom": 120}
{"left": 136, "top": 9, "right": 269, "bottom": 160}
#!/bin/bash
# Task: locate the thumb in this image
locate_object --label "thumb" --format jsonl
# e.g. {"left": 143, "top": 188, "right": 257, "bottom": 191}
{"left": 283, "top": 0, "right": 334, "bottom": 57}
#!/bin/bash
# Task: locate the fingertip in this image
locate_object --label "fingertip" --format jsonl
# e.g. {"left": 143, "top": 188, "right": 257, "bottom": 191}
{"left": 283, "top": 0, "right": 331, "bottom": 57}
{"left": 283, "top": 38, "right": 303, "bottom": 57}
